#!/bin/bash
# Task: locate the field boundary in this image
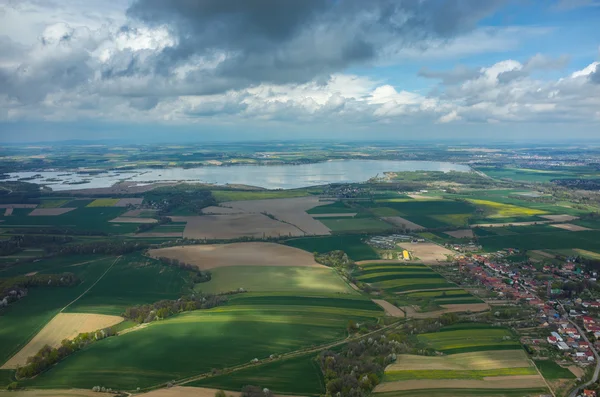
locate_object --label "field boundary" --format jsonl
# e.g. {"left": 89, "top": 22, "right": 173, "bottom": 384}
{"left": 60, "top": 256, "right": 121, "bottom": 313}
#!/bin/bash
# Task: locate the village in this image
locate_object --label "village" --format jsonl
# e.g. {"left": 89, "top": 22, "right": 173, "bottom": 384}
{"left": 448, "top": 248, "right": 600, "bottom": 376}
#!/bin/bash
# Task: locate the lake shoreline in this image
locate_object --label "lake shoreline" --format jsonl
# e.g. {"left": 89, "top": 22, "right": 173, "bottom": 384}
{"left": 7, "top": 159, "right": 472, "bottom": 192}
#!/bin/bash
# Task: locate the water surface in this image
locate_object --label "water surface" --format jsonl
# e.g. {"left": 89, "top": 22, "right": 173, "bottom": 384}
{"left": 7, "top": 160, "right": 471, "bottom": 191}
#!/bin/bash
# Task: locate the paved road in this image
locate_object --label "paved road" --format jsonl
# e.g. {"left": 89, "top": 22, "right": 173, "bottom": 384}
{"left": 568, "top": 320, "right": 600, "bottom": 397}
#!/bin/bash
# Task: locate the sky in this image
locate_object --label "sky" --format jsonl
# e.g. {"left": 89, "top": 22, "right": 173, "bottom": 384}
{"left": 0, "top": 0, "right": 599, "bottom": 143}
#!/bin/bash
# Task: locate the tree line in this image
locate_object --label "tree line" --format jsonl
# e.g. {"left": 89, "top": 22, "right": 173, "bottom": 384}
{"left": 0, "top": 234, "right": 73, "bottom": 256}
{"left": 143, "top": 186, "right": 216, "bottom": 215}
{"left": 154, "top": 256, "right": 211, "bottom": 283}
{"left": 122, "top": 293, "right": 227, "bottom": 324}
{"left": 15, "top": 327, "right": 117, "bottom": 379}
{"left": 1, "top": 273, "right": 79, "bottom": 307}
{"left": 45, "top": 240, "right": 149, "bottom": 256}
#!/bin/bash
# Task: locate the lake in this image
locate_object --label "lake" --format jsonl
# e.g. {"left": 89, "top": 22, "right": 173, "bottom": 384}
{"left": 6, "top": 160, "right": 471, "bottom": 191}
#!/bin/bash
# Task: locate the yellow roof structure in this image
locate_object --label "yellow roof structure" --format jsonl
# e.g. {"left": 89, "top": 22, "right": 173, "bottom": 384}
{"left": 402, "top": 250, "right": 410, "bottom": 260}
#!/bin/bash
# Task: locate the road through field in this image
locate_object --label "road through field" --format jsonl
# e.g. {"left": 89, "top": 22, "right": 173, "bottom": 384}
{"left": 137, "top": 318, "right": 404, "bottom": 393}
{"left": 60, "top": 256, "right": 121, "bottom": 313}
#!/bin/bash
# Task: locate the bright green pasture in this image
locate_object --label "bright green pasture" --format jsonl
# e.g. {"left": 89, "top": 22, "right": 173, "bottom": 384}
{"left": 319, "top": 217, "right": 393, "bottom": 232}
{"left": 28, "top": 306, "right": 366, "bottom": 390}
{"left": 0, "top": 257, "right": 117, "bottom": 366}
{"left": 384, "top": 367, "right": 537, "bottom": 381}
{"left": 65, "top": 253, "right": 189, "bottom": 315}
{"left": 190, "top": 354, "right": 325, "bottom": 395}
{"left": 87, "top": 198, "right": 120, "bottom": 207}
{"left": 38, "top": 199, "right": 69, "bottom": 208}
{"left": 307, "top": 201, "right": 355, "bottom": 214}
{"left": 533, "top": 360, "right": 576, "bottom": 379}
{"left": 418, "top": 326, "right": 520, "bottom": 354}
{"left": 284, "top": 235, "right": 378, "bottom": 261}
{"left": 195, "top": 266, "right": 356, "bottom": 295}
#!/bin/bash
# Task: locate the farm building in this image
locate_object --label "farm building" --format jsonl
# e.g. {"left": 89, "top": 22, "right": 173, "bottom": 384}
{"left": 402, "top": 250, "right": 410, "bottom": 261}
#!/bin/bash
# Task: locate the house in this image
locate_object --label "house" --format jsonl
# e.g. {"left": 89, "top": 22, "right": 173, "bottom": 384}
{"left": 551, "top": 331, "right": 563, "bottom": 342}
{"left": 582, "top": 316, "right": 595, "bottom": 325}
{"left": 557, "top": 342, "right": 570, "bottom": 350}
{"left": 583, "top": 389, "right": 597, "bottom": 397}
{"left": 586, "top": 351, "right": 595, "bottom": 362}
{"left": 547, "top": 336, "right": 557, "bottom": 344}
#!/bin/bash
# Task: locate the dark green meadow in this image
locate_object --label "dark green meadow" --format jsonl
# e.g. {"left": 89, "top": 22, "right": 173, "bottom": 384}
{"left": 533, "top": 360, "right": 575, "bottom": 380}
{"left": 284, "top": 235, "right": 378, "bottom": 261}
{"left": 226, "top": 294, "right": 381, "bottom": 312}
{"left": 64, "top": 253, "right": 189, "bottom": 315}
{"left": 191, "top": 354, "right": 325, "bottom": 395}
{"left": 478, "top": 229, "right": 600, "bottom": 252}
{"left": 0, "top": 207, "right": 138, "bottom": 234}
{"left": 307, "top": 201, "right": 356, "bottom": 214}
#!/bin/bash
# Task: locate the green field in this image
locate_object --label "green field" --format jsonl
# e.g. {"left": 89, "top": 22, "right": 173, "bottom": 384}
{"left": 373, "top": 388, "right": 549, "bottom": 397}
{"left": 87, "top": 198, "right": 120, "bottom": 207}
{"left": 38, "top": 199, "right": 69, "bottom": 208}
{"left": 383, "top": 367, "right": 537, "bottom": 381}
{"left": 307, "top": 201, "right": 356, "bottom": 214}
{"left": 212, "top": 189, "right": 315, "bottom": 202}
{"left": 477, "top": 167, "right": 595, "bottom": 182}
{"left": 226, "top": 294, "right": 380, "bottom": 311}
{"left": 319, "top": 217, "right": 393, "bottom": 232}
{"left": 360, "top": 200, "right": 476, "bottom": 229}
{"left": 284, "top": 235, "right": 378, "bottom": 261}
{"left": 478, "top": 229, "right": 600, "bottom": 252}
{"left": 191, "top": 354, "right": 325, "bottom": 395}
{"left": 356, "top": 263, "right": 456, "bottom": 293}
{"left": 0, "top": 207, "right": 137, "bottom": 234}
{"left": 64, "top": 253, "right": 189, "bottom": 315}
{"left": 533, "top": 360, "right": 576, "bottom": 380}
{"left": 195, "top": 266, "right": 357, "bottom": 295}
{"left": 418, "top": 325, "right": 520, "bottom": 354}
{"left": 28, "top": 306, "right": 372, "bottom": 390}
{"left": 0, "top": 256, "right": 117, "bottom": 366}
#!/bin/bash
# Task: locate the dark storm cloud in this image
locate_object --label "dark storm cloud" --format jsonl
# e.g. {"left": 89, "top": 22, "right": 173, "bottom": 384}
{"left": 590, "top": 64, "right": 600, "bottom": 84}
{"left": 126, "top": 0, "right": 506, "bottom": 89}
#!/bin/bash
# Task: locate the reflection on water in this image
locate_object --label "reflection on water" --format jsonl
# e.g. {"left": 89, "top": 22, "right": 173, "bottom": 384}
{"left": 7, "top": 160, "right": 471, "bottom": 191}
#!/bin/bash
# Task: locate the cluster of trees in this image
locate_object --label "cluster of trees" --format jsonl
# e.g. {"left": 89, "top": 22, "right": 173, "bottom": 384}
{"left": 12, "top": 227, "right": 108, "bottom": 236}
{"left": 45, "top": 240, "right": 148, "bottom": 256}
{"left": 143, "top": 186, "right": 216, "bottom": 215}
{"left": 136, "top": 216, "right": 172, "bottom": 233}
{"left": 1, "top": 272, "right": 79, "bottom": 307}
{"left": 319, "top": 334, "right": 402, "bottom": 397}
{"left": 315, "top": 251, "right": 355, "bottom": 271}
{"left": 0, "top": 234, "right": 73, "bottom": 256}
{"left": 154, "top": 256, "right": 211, "bottom": 283}
{"left": 16, "top": 327, "right": 116, "bottom": 379}
{"left": 239, "top": 385, "right": 273, "bottom": 397}
{"left": 0, "top": 181, "right": 41, "bottom": 204}
{"left": 123, "top": 294, "right": 227, "bottom": 324}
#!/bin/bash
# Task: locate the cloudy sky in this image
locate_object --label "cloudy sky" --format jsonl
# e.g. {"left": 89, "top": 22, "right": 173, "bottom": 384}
{"left": 0, "top": 0, "right": 599, "bottom": 142}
